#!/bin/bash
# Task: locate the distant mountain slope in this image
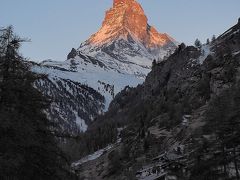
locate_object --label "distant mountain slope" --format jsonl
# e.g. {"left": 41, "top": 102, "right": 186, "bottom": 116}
{"left": 30, "top": 62, "right": 104, "bottom": 134}
{"left": 31, "top": 53, "right": 143, "bottom": 134}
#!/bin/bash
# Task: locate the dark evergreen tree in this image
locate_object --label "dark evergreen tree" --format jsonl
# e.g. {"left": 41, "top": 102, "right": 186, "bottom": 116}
{"left": 212, "top": 35, "right": 216, "bottom": 42}
{"left": 0, "top": 26, "right": 75, "bottom": 180}
{"left": 206, "top": 38, "right": 210, "bottom": 45}
{"left": 152, "top": 59, "right": 157, "bottom": 68}
{"left": 194, "top": 38, "right": 202, "bottom": 49}
{"left": 70, "top": 59, "right": 77, "bottom": 72}
{"left": 191, "top": 85, "right": 240, "bottom": 180}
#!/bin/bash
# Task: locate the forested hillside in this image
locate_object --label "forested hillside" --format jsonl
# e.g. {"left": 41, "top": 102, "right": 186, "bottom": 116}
{"left": 73, "top": 19, "right": 240, "bottom": 180}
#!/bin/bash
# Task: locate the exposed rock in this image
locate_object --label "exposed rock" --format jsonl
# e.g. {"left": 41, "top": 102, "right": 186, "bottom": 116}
{"left": 86, "top": 0, "right": 176, "bottom": 49}
{"left": 67, "top": 48, "right": 77, "bottom": 60}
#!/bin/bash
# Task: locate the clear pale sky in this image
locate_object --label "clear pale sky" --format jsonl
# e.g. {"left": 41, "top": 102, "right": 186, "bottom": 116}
{"left": 0, "top": 0, "right": 239, "bottom": 62}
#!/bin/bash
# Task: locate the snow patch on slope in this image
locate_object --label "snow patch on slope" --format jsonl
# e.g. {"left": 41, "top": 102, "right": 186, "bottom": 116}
{"left": 72, "top": 144, "right": 114, "bottom": 167}
{"left": 74, "top": 112, "right": 88, "bottom": 132}
{"left": 32, "top": 56, "right": 143, "bottom": 111}
{"left": 198, "top": 44, "right": 213, "bottom": 64}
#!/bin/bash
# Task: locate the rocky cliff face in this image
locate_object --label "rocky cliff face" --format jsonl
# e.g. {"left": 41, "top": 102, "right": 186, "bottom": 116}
{"left": 88, "top": 0, "right": 174, "bottom": 49}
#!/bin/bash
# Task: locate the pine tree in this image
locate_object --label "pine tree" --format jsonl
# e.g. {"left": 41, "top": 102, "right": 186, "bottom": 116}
{"left": 194, "top": 38, "right": 202, "bottom": 49}
{"left": 206, "top": 38, "right": 210, "bottom": 45}
{"left": 70, "top": 59, "right": 77, "bottom": 72}
{"left": 0, "top": 26, "right": 75, "bottom": 180}
{"left": 152, "top": 59, "right": 157, "bottom": 68}
{"left": 191, "top": 85, "right": 240, "bottom": 179}
{"left": 212, "top": 35, "right": 216, "bottom": 42}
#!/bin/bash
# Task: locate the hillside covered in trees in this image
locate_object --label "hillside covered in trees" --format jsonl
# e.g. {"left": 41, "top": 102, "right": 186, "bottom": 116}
{"left": 72, "top": 19, "right": 240, "bottom": 180}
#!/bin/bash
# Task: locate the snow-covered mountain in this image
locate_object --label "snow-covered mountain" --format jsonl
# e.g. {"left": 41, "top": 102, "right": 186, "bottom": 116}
{"left": 32, "top": 0, "right": 178, "bottom": 134}
{"left": 76, "top": 0, "right": 178, "bottom": 77}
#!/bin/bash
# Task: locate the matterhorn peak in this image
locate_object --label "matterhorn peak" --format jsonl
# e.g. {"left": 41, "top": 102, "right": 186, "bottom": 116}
{"left": 84, "top": 0, "right": 176, "bottom": 50}
{"left": 77, "top": 0, "right": 177, "bottom": 78}
{"left": 113, "top": 0, "right": 135, "bottom": 6}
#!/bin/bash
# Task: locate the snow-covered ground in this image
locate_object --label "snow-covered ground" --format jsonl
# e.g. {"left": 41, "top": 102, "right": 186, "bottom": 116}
{"left": 32, "top": 56, "right": 144, "bottom": 111}
{"left": 74, "top": 111, "right": 88, "bottom": 132}
{"left": 31, "top": 50, "right": 148, "bottom": 133}
{"left": 233, "top": 50, "right": 240, "bottom": 56}
{"left": 71, "top": 144, "right": 114, "bottom": 167}
{"left": 71, "top": 127, "right": 124, "bottom": 168}
{"left": 198, "top": 44, "right": 213, "bottom": 64}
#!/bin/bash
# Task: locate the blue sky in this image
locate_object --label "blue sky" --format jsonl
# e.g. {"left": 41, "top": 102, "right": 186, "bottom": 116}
{"left": 0, "top": 0, "right": 239, "bottom": 61}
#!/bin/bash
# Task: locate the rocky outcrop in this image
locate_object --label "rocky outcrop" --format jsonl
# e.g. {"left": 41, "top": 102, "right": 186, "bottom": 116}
{"left": 67, "top": 48, "right": 77, "bottom": 60}
{"left": 89, "top": 0, "right": 175, "bottom": 48}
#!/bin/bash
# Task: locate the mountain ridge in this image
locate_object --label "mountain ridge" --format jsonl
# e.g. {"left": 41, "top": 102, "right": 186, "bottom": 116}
{"left": 32, "top": 0, "right": 178, "bottom": 134}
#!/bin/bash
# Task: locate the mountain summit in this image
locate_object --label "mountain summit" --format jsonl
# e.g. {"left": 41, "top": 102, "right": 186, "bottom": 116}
{"left": 78, "top": 0, "right": 178, "bottom": 76}
{"left": 88, "top": 0, "right": 176, "bottom": 49}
